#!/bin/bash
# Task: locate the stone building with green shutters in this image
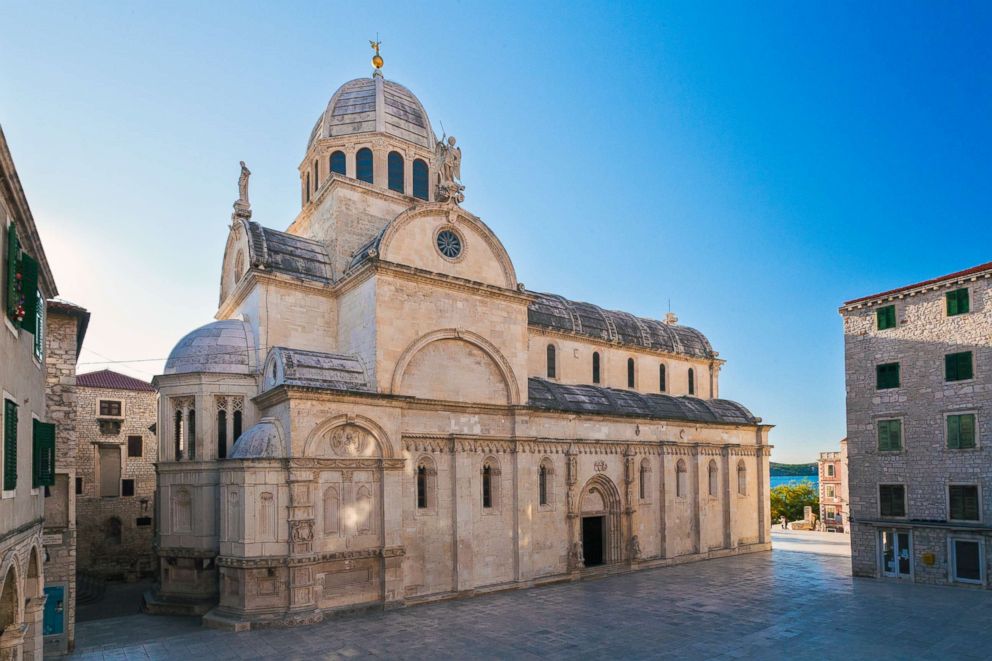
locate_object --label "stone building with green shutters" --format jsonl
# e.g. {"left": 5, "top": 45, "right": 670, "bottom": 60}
{"left": 841, "top": 261, "right": 992, "bottom": 588}
{"left": 0, "top": 124, "right": 59, "bottom": 660}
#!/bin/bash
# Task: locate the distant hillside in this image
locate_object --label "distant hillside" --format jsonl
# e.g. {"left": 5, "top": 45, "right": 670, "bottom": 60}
{"left": 770, "top": 462, "right": 817, "bottom": 476}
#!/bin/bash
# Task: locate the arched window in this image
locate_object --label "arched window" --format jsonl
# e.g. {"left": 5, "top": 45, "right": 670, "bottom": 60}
{"left": 546, "top": 344, "right": 556, "bottom": 379}
{"left": 233, "top": 409, "right": 242, "bottom": 444}
{"left": 737, "top": 461, "right": 747, "bottom": 496}
{"left": 330, "top": 150, "right": 346, "bottom": 175}
{"left": 322, "top": 486, "right": 339, "bottom": 535}
{"left": 417, "top": 465, "right": 428, "bottom": 508}
{"left": 659, "top": 364, "right": 666, "bottom": 392}
{"left": 676, "top": 460, "right": 687, "bottom": 498}
{"left": 387, "top": 151, "right": 404, "bottom": 193}
{"left": 592, "top": 352, "right": 601, "bottom": 384}
{"left": 313, "top": 160, "right": 319, "bottom": 191}
{"left": 0, "top": 568, "right": 18, "bottom": 635}
{"left": 305, "top": 173, "right": 311, "bottom": 203}
{"left": 174, "top": 409, "right": 183, "bottom": 460}
{"left": 217, "top": 409, "right": 227, "bottom": 460}
{"left": 537, "top": 458, "right": 560, "bottom": 510}
{"left": 416, "top": 456, "right": 436, "bottom": 511}
{"left": 708, "top": 460, "right": 719, "bottom": 497}
{"left": 356, "top": 148, "right": 374, "bottom": 184}
{"left": 412, "top": 158, "right": 429, "bottom": 200}
{"left": 482, "top": 458, "right": 500, "bottom": 510}
{"left": 627, "top": 358, "right": 635, "bottom": 388}
{"left": 187, "top": 408, "right": 196, "bottom": 460}
{"left": 688, "top": 368, "right": 695, "bottom": 395}
{"left": 639, "top": 459, "right": 650, "bottom": 500}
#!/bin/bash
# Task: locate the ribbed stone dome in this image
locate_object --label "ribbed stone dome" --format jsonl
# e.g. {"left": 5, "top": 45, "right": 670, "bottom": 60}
{"left": 307, "top": 76, "right": 434, "bottom": 150}
{"left": 163, "top": 319, "right": 256, "bottom": 375}
{"left": 230, "top": 418, "right": 285, "bottom": 459}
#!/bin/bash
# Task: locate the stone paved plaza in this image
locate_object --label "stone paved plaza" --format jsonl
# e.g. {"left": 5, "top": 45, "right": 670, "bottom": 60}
{"left": 68, "top": 531, "right": 991, "bottom": 660}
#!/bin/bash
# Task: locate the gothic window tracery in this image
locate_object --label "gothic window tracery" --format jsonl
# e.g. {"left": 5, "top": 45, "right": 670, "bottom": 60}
{"left": 482, "top": 457, "right": 501, "bottom": 510}
{"left": 215, "top": 396, "right": 244, "bottom": 460}
{"left": 436, "top": 229, "right": 462, "bottom": 259}
{"left": 416, "top": 456, "right": 436, "bottom": 511}
{"left": 172, "top": 397, "right": 195, "bottom": 461}
{"left": 539, "top": 458, "right": 554, "bottom": 507}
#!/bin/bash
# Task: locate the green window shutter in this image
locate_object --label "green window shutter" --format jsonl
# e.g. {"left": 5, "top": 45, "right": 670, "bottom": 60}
{"left": 961, "top": 352, "right": 974, "bottom": 380}
{"left": 947, "top": 288, "right": 970, "bottom": 316}
{"left": 950, "top": 486, "right": 963, "bottom": 519}
{"left": 964, "top": 488, "right": 979, "bottom": 520}
{"left": 877, "top": 305, "right": 896, "bottom": 330}
{"left": 878, "top": 421, "right": 889, "bottom": 451}
{"left": 945, "top": 354, "right": 955, "bottom": 381}
{"left": 5, "top": 224, "right": 21, "bottom": 322}
{"left": 877, "top": 363, "right": 900, "bottom": 389}
{"left": 19, "top": 254, "right": 38, "bottom": 334}
{"left": 946, "top": 352, "right": 973, "bottom": 382}
{"left": 960, "top": 414, "right": 976, "bottom": 449}
{"left": 948, "top": 415, "right": 960, "bottom": 449}
{"left": 3, "top": 399, "right": 17, "bottom": 491}
{"left": 890, "top": 419, "right": 901, "bottom": 450}
{"left": 32, "top": 420, "right": 55, "bottom": 488}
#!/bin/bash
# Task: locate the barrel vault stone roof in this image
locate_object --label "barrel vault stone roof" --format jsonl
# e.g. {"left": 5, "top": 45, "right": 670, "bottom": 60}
{"left": 244, "top": 221, "right": 332, "bottom": 284}
{"left": 528, "top": 292, "right": 715, "bottom": 359}
{"left": 267, "top": 347, "right": 373, "bottom": 392}
{"left": 528, "top": 378, "right": 758, "bottom": 425}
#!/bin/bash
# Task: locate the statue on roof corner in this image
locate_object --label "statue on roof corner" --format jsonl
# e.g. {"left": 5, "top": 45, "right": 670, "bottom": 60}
{"left": 233, "top": 160, "right": 252, "bottom": 219}
{"left": 435, "top": 135, "right": 465, "bottom": 204}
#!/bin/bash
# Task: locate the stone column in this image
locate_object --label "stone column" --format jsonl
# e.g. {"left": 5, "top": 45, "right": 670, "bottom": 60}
{"left": 381, "top": 461, "right": 405, "bottom": 606}
{"left": 565, "top": 446, "right": 582, "bottom": 571}
{"left": 0, "top": 623, "right": 27, "bottom": 661}
{"left": 286, "top": 469, "right": 316, "bottom": 616}
{"left": 721, "top": 446, "right": 732, "bottom": 549}
{"left": 623, "top": 447, "right": 636, "bottom": 565}
{"left": 22, "top": 596, "right": 45, "bottom": 660}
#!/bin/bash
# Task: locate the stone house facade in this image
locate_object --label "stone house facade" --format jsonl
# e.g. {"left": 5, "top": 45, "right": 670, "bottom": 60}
{"left": 842, "top": 261, "right": 992, "bottom": 587}
{"left": 818, "top": 440, "right": 847, "bottom": 532}
{"left": 150, "top": 63, "right": 772, "bottom": 629}
{"left": 74, "top": 370, "right": 157, "bottom": 580}
{"left": 0, "top": 124, "right": 59, "bottom": 660}
{"left": 42, "top": 299, "right": 89, "bottom": 656}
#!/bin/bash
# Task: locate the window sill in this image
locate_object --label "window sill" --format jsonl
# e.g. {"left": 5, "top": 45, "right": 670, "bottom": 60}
{"left": 945, "top": 379, "right": 976, "bottom": 385}
{"left": 1, "top": 489, "right": 14, "bottom": 499}
{"left": 945, "top": 447, "right": 981, "bottom": 452}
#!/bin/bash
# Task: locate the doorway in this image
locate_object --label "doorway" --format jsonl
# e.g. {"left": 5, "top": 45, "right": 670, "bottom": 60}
{"left": 582, "top": 516, "right": 605, "bottom": 566}
{"left": 880, "top": 529, "right": 912, "bottom": 578}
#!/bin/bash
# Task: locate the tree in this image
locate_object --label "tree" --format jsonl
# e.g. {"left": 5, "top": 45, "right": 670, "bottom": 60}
{"left": 770, "top": 480, "right": 819, "bottom": 523}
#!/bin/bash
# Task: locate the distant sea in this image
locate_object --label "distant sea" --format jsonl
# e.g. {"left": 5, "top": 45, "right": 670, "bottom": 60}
{"left": 770, "top": 475, "right": 819, "bottom": 490}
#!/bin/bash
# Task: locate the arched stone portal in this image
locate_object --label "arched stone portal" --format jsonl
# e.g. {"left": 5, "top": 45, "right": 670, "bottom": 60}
{"left": 579, "top": 475, "right": 623, "bottom": 566}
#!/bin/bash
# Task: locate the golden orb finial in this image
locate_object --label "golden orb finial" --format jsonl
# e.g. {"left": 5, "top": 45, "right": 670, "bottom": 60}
{"left": 370, "top": 39, "right": 383, "bottom": 71}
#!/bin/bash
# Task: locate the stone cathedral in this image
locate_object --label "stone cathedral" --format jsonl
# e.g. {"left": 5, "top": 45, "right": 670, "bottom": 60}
{"left": 150, "top": 51, "right": 772, "bottom": 629}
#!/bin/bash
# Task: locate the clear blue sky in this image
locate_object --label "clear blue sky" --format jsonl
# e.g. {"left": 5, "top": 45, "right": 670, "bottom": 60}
{"left": 2, "top": 2, "right": 990, "bottom": 462}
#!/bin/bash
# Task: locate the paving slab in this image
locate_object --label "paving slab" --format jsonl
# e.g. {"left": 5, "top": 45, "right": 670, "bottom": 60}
{"left": 66, "top": 531, "right": 992, "bottom": 660}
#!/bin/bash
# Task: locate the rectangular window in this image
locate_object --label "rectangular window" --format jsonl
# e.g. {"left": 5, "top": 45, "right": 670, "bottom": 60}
{"left": 876, "top": 363, "right": 900, "bottom": 389}
{"left": 826, "top": 464, "right": 835, "bottom": 477}
{"left": 127, "top": 435, "right": 142, "bottom": 457}
{"left": 121, "top": 479, "right": 135, "bottom": 497}
{"left": 945, "top": 351, "right": 974, "bottom": 382}
{"left": 826, "top": 485, "right": 836, "bottom": 498}
{"left": 825, "top": 506, "right": 836, "bottom": 520}
{"left": 877, "top": 419, "right": 903, "bottom": 451}
{"left": 3, "top": 399, "right": 17, "bottom": 491}
{"left": 946, "top": 288, "right": 970, "bottom": 316}
{"left": 75, "top": 477, "right": 83, "bottom": 495}
{"left": 952, "top": 540, "right": 982, "bottom": 583}
{"left": 99, "top": 400, "right": 122, "bottom": 417}
{"left": 947, "top": 414, "right": 977, "bottom": 449}
{"left": 33, "top": 289, "right": 44, "bottom": 361}
{"left": 879, "top": 484, "right": 906, "bottom": 517}
{"left": 876, "top": 305, "right": 896, "bottom": 330}
{"left": 949, "top": 485, "right": 980, "bottom": 521}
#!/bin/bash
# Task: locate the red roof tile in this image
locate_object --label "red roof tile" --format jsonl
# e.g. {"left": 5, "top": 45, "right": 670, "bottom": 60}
{"left": 76, "top": 369, "right": 155, "bottom": 392}
{"left": 843, "top": 261, "right": 992, "bottom": 307}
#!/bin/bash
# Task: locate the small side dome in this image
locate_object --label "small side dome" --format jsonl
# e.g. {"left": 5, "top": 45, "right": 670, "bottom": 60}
{"left": 230, "top": 417, "right": 286, "bottom": 459}
{"left": 163, "top": 319, "right": 256, "bottom": 375}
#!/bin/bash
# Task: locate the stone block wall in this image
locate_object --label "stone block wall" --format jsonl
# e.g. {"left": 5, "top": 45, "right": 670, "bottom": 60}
{"left": 843, "top": 271, "right": 992, "bottom": 587}
{"left": 75, "top": 385, "right": 157, "bottom": 579}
